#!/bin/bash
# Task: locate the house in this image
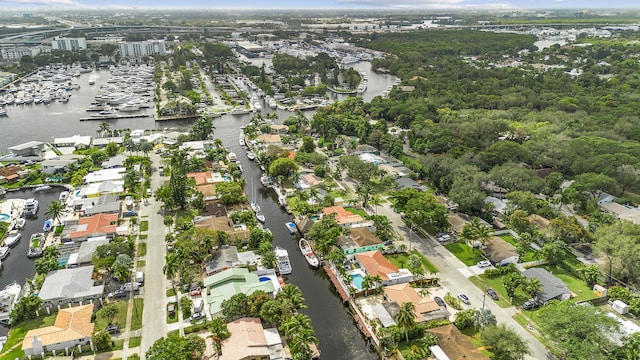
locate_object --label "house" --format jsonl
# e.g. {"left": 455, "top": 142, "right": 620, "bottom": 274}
{"left": 188, "top": 171, "right": 228, "bottom": 186}
{"left": 73, "top": 194, "right": 121, "bottom": 217}
{"left": 522, "top": 268, "right": 571, "bottom": 302}
{"left": 348, "top": 144, "right": 377, "bottom": 155}
{"left": 195, "top": 216, "right": 250, "bottom": 243}
{"left": 201, "top": 199, "right": 227, "bottom": 217}
{"left": 337, "top": 227, "right": 384, "bottom": 256}
{"left": 427, "top": 324, "right": 489, "bottom": 360}
{"left": 355, "top": 251, "right": 413, "bottom": 286}
{"left": 203, "top": 268, "right": 276, "bottom": 319}
{"left": 101, "top": 154, "right": 128, "bottom": 169}
{"left": 22, "top": 304, "right": 95, "bottom": 357}
{"left": 295, "top": 217, "right": 314, "bottom": 236}
{"left": 91, "top": 136, "right": 123, "bottom": 149}
{"left": 599, "top": 202, "right": 640, "bottom": 225}
{"left": 448, "top": 214, "right": 469, "bottom": 234}
{"left": 269, "top": 124, "right": 289, "bottom": 135}
{"left": 484, "top": 236, "right": 519, "bottom": 266}
{"left": 38, "top": 266, "right": 104, "bottom": 306}
{"left": 394, "top": 177, "right": 426, "bottom": 192}
{"left": 78, "top": 181, "right": 125, "bottom": 198}
{"left": 40, "top": 156, "right": 81, "bottom": 175}
{"left": 83, "top": 168, "right": 125, "bottom": 184}
{"left": 322, "top": 206, "right": 371, "bottom": 229}
{"left": 485, "top": 196, "right": 508, "bottom": 215}
{"left": 54, "top": 135, "right": 92, "bottom": 150}
{"left": 296, "top": 173, "right": 322, "bottom": 190}
{"left": 8, "top": 141, "right": 45, "bottom": 158}
{"left": 529, "top": 214, "right": 551, "bottom": 233}
{"left": 64, "top": 237, "right": 110, "bottom": 268}
{"left": 219, "top": 317, "right": 270, "bottom": 360}
{"left": 63, "top": 213, "right": 118, "bottom": 241}
{"left": 383, "top": 283, "right": 445, "bottom": 322}
{"left": 204, "top": 245, "right": 240, "bottom": 275}
{"left": 256, "top": 134, "right": 282, "bottom": 145}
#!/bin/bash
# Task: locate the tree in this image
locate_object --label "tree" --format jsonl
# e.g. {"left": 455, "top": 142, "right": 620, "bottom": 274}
{"left": 537, "top": 301, "right": 619, "bottom": 360}
{"left": 581, "top": 264, "right": 601, "bottom": 285}
{"left": 482, "top": 324, "right": 530, "bottom": 360}
{"left": 473, "top": 308, "right": 497, "bottom": 331}
{"left": 216, "top": 182, "right": 246, "bottom": 205}
{"left": 112, "top": 254, "right": 132, "bottom": 282}
{"left": 169, "top": 149, "right": 191, "bottom": 209}
{"left": 394, "top": 301, "right": 416, "bottom": 343}
{"left": 276, "top": 284, "right": 307, "bottom": 315}
{"left": 300, "top": 136, "right": 316, "bottom": 153}
{"left": 454, "top": 309, "right": 476, "bottom": 329}
{"left": 97, "top": 303, "right": 118, "bottom": 325}
{"left": 594, "top": 221, "right": 640, "bottom": 282}
{"left": 190, "top": 116, "right": 215, "bottom": 141}
{"left": 146, "top": 334, "right": 206, "bottom": 360}
{"left": 269, "top": 157, "right": 298, "bottom": 178}
{"left": 92, "top": 330, "right": 113, "bottom": 351}
{"left": 522, "top": 277, "right": 542, "bottom": 298}
{"left": 221, "top": 293, "right": 251, "bottom": 320}
{"left": 98, "top": 121, "right": 111, "bottom": 138}
{"left": 181, "top": 296, "right": 193, "bottom": 318}
{"left": 209, "top": 317, "right": 230, "bottom": 354}
{"left": 10, "top": 295, "right": 43, "bottom": 324}
{"left": 281, "top": 314, "right": 318, "bottom": 360}
{"left": 105, "top": 142, "right": 119, "bottom": 157}
{"left": 45, "top": 200, "right": 65, "bottom": 224}
{"left": 139, "top": 139, "right": 153, "bottom": 157}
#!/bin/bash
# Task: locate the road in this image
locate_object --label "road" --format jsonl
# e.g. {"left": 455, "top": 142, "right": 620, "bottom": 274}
{"left": 140, "top": 153, "right": 168, "bottom": 356}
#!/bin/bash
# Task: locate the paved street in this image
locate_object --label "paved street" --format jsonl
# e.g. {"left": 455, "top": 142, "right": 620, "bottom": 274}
{"left": 140, "top": 153, "right": 168, "bottom": 356}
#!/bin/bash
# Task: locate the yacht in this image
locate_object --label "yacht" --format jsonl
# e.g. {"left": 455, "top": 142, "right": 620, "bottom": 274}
{"left": 24, "top": 198, "right": 39, "bottom": 217}
{"left": 285, "top": 222, "right": 298, "bottom": 235}
{"left": 0, "top": 283, "right": 22, "bottom": 325}
{"left": 12, "top": 218, "right": 25, "bottom": 230}
{"left": 3, "top": 231, "right": 21, "bottom": 247}
{"left": 260, "top": 175, "right": 272, "bottom": 187}
{"left": 275, "top": 247, "right": 292, "bottom": 275}
{"left": 251, "top": 201, "right": 261, "bottom": 213}
{"left": 256, "top": 211, "right": 266, "bottom": 223}
{"left": 33, "top": 185, "right": 51, "bottom": 192}
{"left": 88, "top": 77, "right": 96, "bottom": 85}
{"left": 27, "top": 233, "right": 45, "bottom": 258}
{"left": 118, "top": 103, "right": 140, "bottom": 112}
{"left": 59, "top": 191, "right": 69, "bottom": 201}
{"left": 0, "top": 246, "right": 9, "bottom": 260}
{"left": 246, "top": 151, "right": 255, "bottom": 161}
{"left": 299, "top": 238, "right": 320, "bottom": 269}
{"left": 227, "top": 152, "right": 237, "bottom": 162}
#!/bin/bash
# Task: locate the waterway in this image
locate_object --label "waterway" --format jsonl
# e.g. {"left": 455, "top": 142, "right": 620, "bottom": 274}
{"left": 0, "top": 61, "right": 394, "bottom": 358}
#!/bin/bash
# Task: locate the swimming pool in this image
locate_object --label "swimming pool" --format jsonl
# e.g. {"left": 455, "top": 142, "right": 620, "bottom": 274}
{"left": 0, "top": 213, "right": 10, "bottom": 222}
{"left": 350, "top": 273, "right": 364, "bottom": 290}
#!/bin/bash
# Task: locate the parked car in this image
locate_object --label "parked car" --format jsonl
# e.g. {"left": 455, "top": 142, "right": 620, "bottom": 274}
{"left": 477, "top": 260, "right": 492, "bottom": 268}
{"left": 521, "top": 300, "right": 543, "bottom": 310}
{"left": 458, "top": 293, "right": 470, "bottom": 305}
{"left": 486, "top": 288, "right": 499, "bottom": 301}
{"left": 189, "top": 286, "right": 202, "bottom": 297}
{"left": 105, "top": 324, "right": 120, "bottom": 334}
{"left": 168, "top": 303, "right": 176, "bottom": 317}
{"left": 434, "top": 296, "right": 446, "bottom": 308}
{"left": 190, "top": 312, "right": 206, "bottom": 322}
{"left": 108, "top": 289, "right": 126, "bottom": 299}
{"left": 437, "top": 233, "right": 451, "bottom": 242}
{"left": 123, "top": 210, "right": 138, "bottom": 217}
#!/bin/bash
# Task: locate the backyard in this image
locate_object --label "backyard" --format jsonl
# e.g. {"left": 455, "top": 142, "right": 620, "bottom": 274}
{"left": 387, "top": 250, "right": 439, "bottom": 274}
{"left": 0, "top": 313, "right": 57, "bottom": 360}
{"left": 498, "top": 234, "right": 543, "bottom": 263}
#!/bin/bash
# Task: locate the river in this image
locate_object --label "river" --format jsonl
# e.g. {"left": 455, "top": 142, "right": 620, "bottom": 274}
{"left": 0, "top": 61, "right": 394, "bottom": 358}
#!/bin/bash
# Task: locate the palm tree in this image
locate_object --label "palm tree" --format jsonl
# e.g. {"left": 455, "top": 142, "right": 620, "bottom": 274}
{"left": 361, "top": 275, "right": 374, "bottom": 296}
{"left": 475, "top": 224, "right": 492, "bottom": 246}
{"left": 163, "top": 253, "right": 180, "bottom": 294}
{"left": 368, "top": 194, "right": 383, "bottom": 214}
{"left": 371, "top": 215, "right": 394, "bottom": 241}
{"left": 524, "top": 277, "right": 542, "bottom": 297}
{"left": 276, "top": 285, "right": 307, "bottom": 315}
{"left": 395, "top": 302, "right": 416, "bottom": 343}
{"left": 325, "top": 248, "right": 346, "bottom": 267}
{"left": 45, "top": 200, "right": 65, "bottom": 225}
{"left": 458, "top": 224, "right": 478, "bottom": 254}
{"left": 282, "top": 314, "right": 317, "bottom": 360}
{"left": 308, "top": 187, "right": 319, "bottom": 205}
{"left": 98, "top": 121, "right": 111, "bottom": 138}
{"left": 139, "top": 139, "right": 153, "bottom": 157}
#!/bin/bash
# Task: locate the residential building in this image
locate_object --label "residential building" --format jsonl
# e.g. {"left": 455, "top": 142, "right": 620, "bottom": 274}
{"left": 62, "top": 213, "right": 118, "bottom": 241}
{"left": 204, "top": 245, "right": 240, "bottom": 276}
{"left": 269, "top": 124, "right": 288, "bottom": 135}
{"left": 82, "top": 168, "right": 125, "bottom": 184}
{"left": 22, "top": 304, "right": 95, "bottom": 357}
{"left": 38, "top": 266, "right": 104, "bottom": 306}
{"left": 256, "top": 134, "right": 282, "bottom": 145}
{"left": 53, "top": 135, "right": 92, "bottom": 150}
{"left": 296, "top": 173, "right": 322, "bottom": 190}
{"left": 322, "top": 206, "right": 372, "bottom": 229}
{"left": 337, "top": 227, "right": 384, "bottom": 256}
{"left": 394, "top": 177, "right": 427, "bottom": 192}
{"left": 427, "top": 324, "right": 489, "bottom": 360}
{"left": 355, "top": 251, "right": 413, "bottom": 286}
{"left": 40, "top": 156, "right": 82, "bottom": 175}
{"left": 203, "top": 268, "right": 276, "bottom": 319}
{"left": 195, "top": 216, "right": 250, "bottom": 243}
{"left": 1, "top": 47, "right": 42, "bottom": 61}
{"left": 51, "top": 37, "right": 87, "bottom": 51}
{"left": 119, "top": 40, "right": 166, "bottom": 57}
{"left": 522, "top": 268, "right": 571, "bottom": 302}
{"left": 383, "top": 283, "right": 445, "bottom": 322}
{"left": 484, "top": 236, "right": 519, "bottom": 266}
{"left": 599, "top": 201, "right": 640, "bottom": 225}
{"left": 101, "top": 154, "right": 128, "bottom": 169}
{"left": 219, "top": 318, "right": 270, "bottom": 360}
{"left": 92, "top": 137, "right": 123, "bottom": 149}
{"left": 7, "top": 141, "right": 45, "bottom": 157}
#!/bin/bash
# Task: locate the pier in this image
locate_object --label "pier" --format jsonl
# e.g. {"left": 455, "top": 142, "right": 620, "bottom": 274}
{"left": 79, "top": 114, "right": 150, "bottom": 121}
{"left": 323, "top": 264, "right": 350, "bottom": 303}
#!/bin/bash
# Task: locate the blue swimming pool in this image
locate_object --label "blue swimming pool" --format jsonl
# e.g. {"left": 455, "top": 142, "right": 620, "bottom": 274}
{"left": 350, "top": 273, "right": 364, "bottom": 290}
{"left": 0, "top": 214, "right": 10, "bottom": 222}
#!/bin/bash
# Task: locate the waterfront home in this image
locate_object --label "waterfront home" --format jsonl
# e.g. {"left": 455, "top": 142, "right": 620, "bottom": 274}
{"left": 53, "top": 135, "right": 92, "bottom": 150}
{"left": 38, "top": 266, "right": 104, "bottom": 306}
{"left": 218, "top": 317, "right": 290, "bottom": 360}
{"left": 427, "top": 324, "right": 489, "bottom": 360}
{"left": 62, "top": 213, "right": 118, "bottom": 242}
{"left": 269, "top": 124, "right": 289, "bottom": 135}
{"left": 200, "top": 199, "right": 228, "bottom": 217}
{"left": 194, "top": 216, "right": 250, "bottom": 243}
{"left": 76, "top": 194, "right": 121, "bottom": 217}
{"left": 296, "top": 173, "right": 322, "bottom": 190}
{"left": 383, "top": 283, "right": 447, "bottom": 322}
{"left": 8, "top": 141, "right": 45, "bottom": 158}
{"left": 203, "top": 268, "right": 276, "bottom": 319}
{"left": 83, "top": 168, "right": 125, "bottom": 183}
{"left": 92, "top": 136, "right": 123, "bottom": 149}
{"left": 40, "top": 156, "right": 82, "bottom": 175}
{"left": 188, "top": 171, "right": 229, "bottom": 186}
{"left": 22, "top": 304, "right": 95, "bottom": 357}
{"left": 61, "top": 236, "right": 110, "bottom": 268}
{"left": 355, "top": 251, "right": 413, "bottom": 286}
{"left": 522, "top": 268, "right": 571, "bottom": 303}
{"left": 204, "top": 245, "right": 241, "bottom": 276}
{"left": 255, "top": 134, "right": 282, "bottom": 146}
{"left": 0, "top": 165, "right": 28, "bottom": 184}
{"left": 337, "top": 227, "right": 384, "bottom": 256}
{"left": 197, "top": 184, "right": 218, "bottom": 201}
{"left": 322, "top": 206, "right": 373, "bottom": 229}
{"left": 77, "top": 180, "right": 124, "bottom": 198}
{"left": 483, "top": 237, "right": 520, "bottom": 266}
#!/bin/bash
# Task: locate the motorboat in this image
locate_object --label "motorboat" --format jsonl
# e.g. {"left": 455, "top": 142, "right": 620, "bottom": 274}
{"left": 125, "top": 196, "right": 134, "bottom": 208}
{"left": 88, "top": 77, "right": 96, "bottom": 85}
{"left": 246, "top": 151, "right": 255, "bottom": 160}
{"left": 239, "top": 134, "right": 246, "bottom": 147}
{"left": 251, "top": 201, "right": 261, "bottom": 213}
{"left": 118, "top": 102, "right": 140, "bottom": 112}
{"left": 0, "top": 282, "right": 22, "bottom": 325}
{"left": 260, "top": 175, "right": 272, "bottom": 187}
{"left": 256, "top": 211, "right": 266, "bottom": 223}
{"left": 227, "top": 152, "right": 237, "bottom": 162}
{"left": 285, "top": 222, "right": 298, "bottom": 235}
{"left": 24, "top": 198, "right": 39, "bottom": 217}
{"left": 3, "top": 231, "right": 21, "bottom": 247}
{"left": 33, "top": 185, "right": 51, "bottom": 192}
{"left": 13, "top": 218, "right": 26, "bottom": 230}
{"left": 43, "top": 218, "right": 53, "bottom": 232}
{"left": 275, "top": 246, "right": 292, "bottom": 275}
{"left": 299, "top": 238, "right": 320, "bottom": 269}
{"left": 27, "top": 233, "right": 45, "bottom": 258}
{"left": 278, "top": 195, "right": 287, "bottom": 208}
{"left": 0, "top": 246, "right": 9, "bottom": 260}
{"left": 59, "top": 191, "right": 69, "bottom": 201}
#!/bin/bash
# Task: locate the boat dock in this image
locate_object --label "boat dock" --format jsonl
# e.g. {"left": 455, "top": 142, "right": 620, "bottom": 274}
{"left": 323, "top": 264, "right": 350, "bottom": 303}
{"left": 79, "top": 114, "right": 150, "bottom": 121}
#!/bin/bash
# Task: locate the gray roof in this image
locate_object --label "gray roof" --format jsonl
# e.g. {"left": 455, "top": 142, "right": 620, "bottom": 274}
{"left": 522, "top": 268, "right": 570, "bottom": 302}
{"left": 205, "top": 246, "right": 239, "bottom": 274}
{"left": 372, "top": 304, "right": 396, "bottom": 327}
{"left": 8, "top": 141, "right": 44, "bottom": 151}
{"left": 101, "top": 154, "right": 128, "bottom": 169}
{"left": 395, "top": 177, "right": 427, "bottom": 191}
{"left": 39, "top": 266, "right": 104, "bottom": 302}
{"left": 76, "top": 237, "right": 110, "bottom": 264}
{"left": 84, "top": 201, "right": 121, "bottom": 216}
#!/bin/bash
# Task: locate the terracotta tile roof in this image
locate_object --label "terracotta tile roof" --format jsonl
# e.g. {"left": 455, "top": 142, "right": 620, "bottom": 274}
{"left": 188, "top": 171, "right": 212, "bottom": 186}
{"left": 219, "top": 317, "right": 270, "bottom": 360}
{"left": 355, "top": 251, "right": 399, "bottom": 281}
{"left": 427, "top": 324, "right": 489, "bottom": 360}
{"left": 69, "top": 213, "right": 118, "bottom": 239}
{"left": 22, "top": 304, "right": 95, "bottom": 352}
{"left": 323, "top": 206, "right": 364, "bottom": 225}
{"left": 196, "top": 184, "right": 217, "bottom": 198}
{"left": 256, "top": 134, "right": 281, "bottom": 143}
{"left": 0, "top": 165, "right": 23, "bottom": 177}
{"left": 384, "top": 283, "right": 439, "bottom": 316}
{"left": 195, "top": 217, "right": 250, "bottom": 241}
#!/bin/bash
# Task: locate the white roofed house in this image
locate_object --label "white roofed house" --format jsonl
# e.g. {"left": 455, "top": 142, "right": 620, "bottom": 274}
{"left": 53, "top": 135, "right": 92, "bottom": 150}
{"left": 7, "top": 141, "right": 45, "bottom": 158}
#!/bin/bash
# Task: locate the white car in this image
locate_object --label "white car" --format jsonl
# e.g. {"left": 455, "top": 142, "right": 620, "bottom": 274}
{"left": 477, "top": 260, "right": 492, "bottom": 268}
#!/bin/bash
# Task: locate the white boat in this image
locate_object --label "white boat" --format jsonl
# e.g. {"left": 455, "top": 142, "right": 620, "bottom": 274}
{"left": 278, "top": 195, "right": 287, "bottom": 208}
{"left": 3, "top": 230, "right": 21, "bottom": 247}
{"left": 59, "top": 191, "right": 69, "bottom": 201}
{"left": 246, "top": 151, "right": 255, "bottom": 160}
{"left": 260, "top": 176, "right": 272, "bottom": 187}
{"left": 239, "top": 134, "right": 246, "bottom": 147}
{"left": 0, "top": 282, "right": 22, "bottom": 325}
{"left": 251, "top": 201, "right": 261, "bottom": 213}
{"left": 27, "top": 233, "right": 45, "bottom": 258}
{"left": 299, "top": 239, "right": 320, "bottom": 268}
{"left": 12, "top": 218, "right": 25, "bottom": 230}
{"left": 275, "top": 247, "right": 292, "bottom": 275}
{"left": 0, "top": 246, "right": 9, "bottom": 260}
{"left": 285, "top": 222, "right": 298, "bottom": 235}
{"left": 43, "top": 218, "right": 53, "bottom": 232}
{"left": 256, "top": 211, "right": 266, "bottom": 223}
{"left": 118, "top": 103, "right": 139, "bottom": 112}
{"left": 227, "top": 152, "right": 237, "bottom": 162}
{"left": 88, "top": 77, "right": 96, "bottom": 85}
{"left": 24, "top": 198, "right": 39, "bottom": 217}
{"left": 33, "top": 185, "right": 51, "bottom": 192}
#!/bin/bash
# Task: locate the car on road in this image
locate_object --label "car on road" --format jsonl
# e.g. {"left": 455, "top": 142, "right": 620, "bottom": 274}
{"left": 190, "top": 312, "right": 206, "bottom": 322}
{"left": 189, "top": 286, "right": 202, "bottom": 297}
{"left": 458, "top": 293, "right": 470, "bottom": 305}
{"left": 105, "top": 324, "right": 120, "bottom": 334}
{"left": 108, "top": 289, "right": 126, "bottom": 299}
{"left": 486, "top": 288, "right": 499, "bottom": 301}
{"left": 437, "top": 233, "right": 451, "bottom": 242}
{"left": 434, "top": 296, "right": 446, "bottom": 308}
{"left": 477, "top": 260, "right": 492, "bottom": 268}
{"left": 521, "top": 299, "right": 543, "bottom": 310}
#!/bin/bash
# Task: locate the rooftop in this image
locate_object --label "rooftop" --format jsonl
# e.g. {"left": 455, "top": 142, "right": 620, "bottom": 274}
{"left": 22, "top": 304, "right": 95, "bottom": 352}
{"left": 355, "top": 251, "right": 399, "bottom": 281}
{"left": 219, "top": 317, "right": 270, "bottom": 360}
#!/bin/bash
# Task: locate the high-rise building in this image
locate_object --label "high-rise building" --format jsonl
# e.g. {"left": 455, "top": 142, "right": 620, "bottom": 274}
{"left": 119, "top": 40, "right": 166, "bottom": 57}
{"left": 51, "top": 37, "right": 87, "bottom": 52}
{"left": 1, "top": 47, "right": 42, "bottom": 61}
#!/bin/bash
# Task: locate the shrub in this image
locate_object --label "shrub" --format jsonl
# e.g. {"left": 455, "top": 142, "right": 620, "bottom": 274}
{"left": 444, "top": 292, "right": 462, "bottom": 310}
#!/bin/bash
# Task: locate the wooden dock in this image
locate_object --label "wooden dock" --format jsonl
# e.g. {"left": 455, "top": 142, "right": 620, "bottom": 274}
{"left": 79, "top": 114, "right": 150, "bottom": 121}
{"left": 323, "top": 264, "right": 350, "bottom": 303}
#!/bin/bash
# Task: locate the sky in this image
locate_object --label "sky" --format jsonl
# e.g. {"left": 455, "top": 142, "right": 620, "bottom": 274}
{"left": 0, "top": 0, "right": 638, "bottom": 10}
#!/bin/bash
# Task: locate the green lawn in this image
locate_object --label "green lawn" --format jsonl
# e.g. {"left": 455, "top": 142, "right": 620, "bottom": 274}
{"left": 387, "top": 250, "right": 438, "bottom": 273}
{"left": 460, "top": 326, "right": 493, "bottom": 357}
{"left": 344, "top": 207, "right": 367, "bottom": 217}
{"left": 137, "top": 242, "right": 147, "bottom": 257}
{"left": 130, "top": 298, "right": 144, "bottom": 330}
{"left": 444, "top": 243, "right": 485, "bottom": 266}
{"left": 113, "top": 339, "right": 125, "bottom": 350}
{"left": 137, "top": 260, "right": 146, "bottom": 268}
{"left": 499, "top": 234, "right": 542, "bottom": 262}
{"left": 472, "top": 274, "right": 531, "bottom": 306}
{"left": 129, "top": 336, "right": 142, "bottom": 348}
{"left": 166, "top": 288, "right": 177, "bottom": 297}
{"left": 95, "top": 300, "right": 129, "bottom": 330}
{"left": 0, "top": 313, "right": 57, "bottom": 359}
{"left": 167, "top": 329, "right": 180, "bottom": 337}
{"left": 139, "top": 221, "right": 149, "bottom": 232}
{"left": 539, "top": 265, "right": 598, "bottom": 302}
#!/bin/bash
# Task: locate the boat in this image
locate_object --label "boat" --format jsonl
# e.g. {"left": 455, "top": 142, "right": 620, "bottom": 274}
{"left": 285, "top": 222, "right": 298, "bottom": 235}
{"left": 33, "top": 185, "right": 51, "bottom": 192}
{"left": 256, "top": 211, "right": 266, "bottom": 223}
{"left": 239, "top": 134, "right": 246, "bottom": 147}
{"left": 0, "top": 246, "right": 9, "bottom": 260}
{"left": 3, "top": 231, "right": 21, "bottom": 247}
{"left": 227, "top": 152, "right": 237, "bottom": 162}
{"left": 299, "top": 238, "right": 320, "bottom": 269}
{"left": 43, "top": 218, "right": 53, "bottom": 232}
{"left": 118, "top": 102, "right": 139, "bottom": 112}
{"left": 278, "top": 195, "right": 288, "bottom": 208}
{"left": 124, "top": 196, "right": 133, "bottom": 208}
{"left": 27, "top": 233, "right": 45, "bottom": 258}
{"left": 0, "top": 282, "right": 22, "bottom": 325}
{"left": 251, "top": 201, "right": 261, "bottom": 213}
{"left": 24, "top": 198, "right": 39, "bottom": 217}
{"left": 246, "top": 151, "right": 255, "bottom": 160}
{"left": 88, "top": 77, "right": 96, "bottom": 85}
{"left": 275, "top": 246, "right": 292, "bottom": 275}
{"left": 12, "top": 218, "right": 25, "bottom": 230}
{"left": 260, "top": 175, "right": 272, "bottom": 187}
{"left": 59, "top": 191, "right": 69, "bottom": 201}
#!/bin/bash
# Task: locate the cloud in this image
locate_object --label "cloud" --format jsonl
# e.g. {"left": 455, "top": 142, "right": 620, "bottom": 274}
{"left": 0, "top": 0, "right": 83, "bottom": 6}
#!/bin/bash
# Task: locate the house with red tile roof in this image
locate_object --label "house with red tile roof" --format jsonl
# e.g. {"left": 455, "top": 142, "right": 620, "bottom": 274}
{"left": 383, "top": 283, "right": 443, "bottom": 321}
{"left": 322, "top": 206, "right": 373, "bottom": 229}
{"left": 63, "top": 213, "right": 118, "bottom": 241}
{"left": 219, "top": 317, "right": 271, "bottom": 360}
{"left": 355, "top": 251, "right": 413, "bottom": 286}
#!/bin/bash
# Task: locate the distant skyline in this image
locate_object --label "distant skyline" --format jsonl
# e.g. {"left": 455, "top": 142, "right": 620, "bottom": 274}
{"left": 1, "top": 0, "right": 639, "bottom": 10}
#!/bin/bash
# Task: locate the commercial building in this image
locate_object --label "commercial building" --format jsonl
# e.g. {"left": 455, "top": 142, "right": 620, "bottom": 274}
{"left": 119, "top": 40, "right": 166, "bottom": 57}
{"left": 51, "top": 37, "right": 87, "bottom": 51}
